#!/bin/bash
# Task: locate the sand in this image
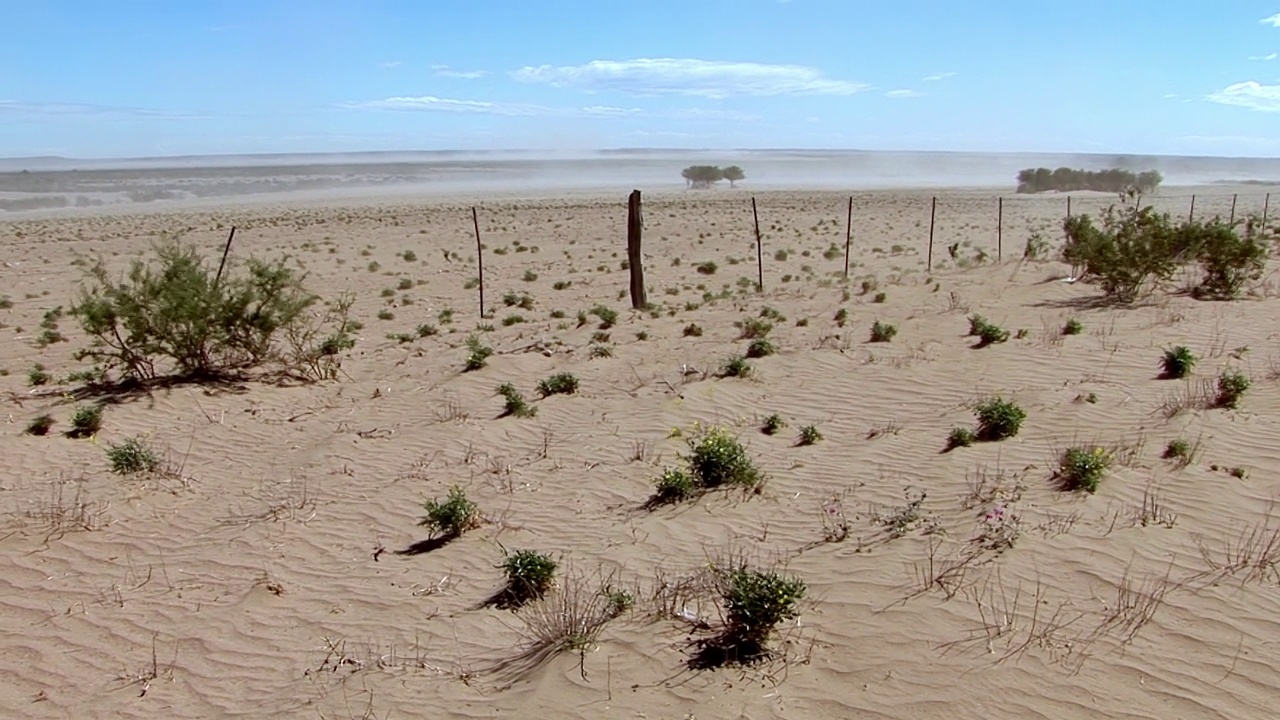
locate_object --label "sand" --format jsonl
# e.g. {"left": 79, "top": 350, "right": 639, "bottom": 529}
{"left": 1, "top": 185, "right": 1277, "bottom": 719}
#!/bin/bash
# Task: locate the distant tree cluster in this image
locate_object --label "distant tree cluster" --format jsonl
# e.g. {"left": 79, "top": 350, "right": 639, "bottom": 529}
{"left": 1016, "top": 167, "right": 1162, "bottom": 195}
{"left": 681, "top": 165, "right": 745, "bottom": 189}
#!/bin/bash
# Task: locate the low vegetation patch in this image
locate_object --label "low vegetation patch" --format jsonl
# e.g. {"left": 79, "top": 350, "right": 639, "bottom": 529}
{"left": 1215, "top": 370, "right": 1250, "bottom": 409}
{"left": 647, "top": 425, "right": 765, "bottom": 507}
{"left": 497, "top": 383, "right": 537, "bottom": 418}
{"left": 419, "top": 486, "right": 481, "bottom": 540}
{"left": 537, "top": 373, "right": 579, "bottom": 397}
{"left": 1055, "top": 446, "right": 1111, "bottom": 493}
{"left": 106, "top": 436, "right": 160, "bottom": 475}
{"left": 1160, "top": 346, "right": 1196, "bottom": 379}
{"left": 497, "top": 549, "right": 558, "bottom": 607}
{"left": 869, "top": 320, "right": 897, "bottom": 343}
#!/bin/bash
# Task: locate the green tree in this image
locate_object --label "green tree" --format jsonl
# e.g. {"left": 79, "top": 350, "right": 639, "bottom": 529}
{"left": 681, "top": 165, "right": 725, "bottom": 189}
{"left": 722, "top": 166, "right": 745, "bottom": 188}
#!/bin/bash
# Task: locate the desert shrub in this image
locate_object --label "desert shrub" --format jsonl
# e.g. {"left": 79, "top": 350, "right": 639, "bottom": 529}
{"left": 497, "top": 383, "right": 536, "bottom": 418}
{"left": 685, "top": 426, "right": 764, "bottom": 490}
{"left": 27, "top": 364, "right": 50, "bottom": 387}
{"left": 1063, "top": 318, "right": 1083, "bottom": 335}
{"left": 503, "top": 291, "right": 535, "bottom": 310}
{"left": 722, "top": 566, "right": 805, "bottom": 643}
{"left": 1160, "top": 346, "right": 1196, "bottom": 379}
{"left": 1163, "top": 438, "right": 1192, "bottom": 461}
{"left": 683, "top": 323, "right": 703, "bottom": 337}
{"left": 68, "top": 404, "right": 103, "bottom": 438}
{"left": 1216, "top": 370, "right": 1250, "bottom": 409}
{"left": 416, "top": 323, "right": 438, "bottom": 338}
{"left": 834, "top": 308, "right": 849, "bottom": 327}
{"left": 589, "top": 344, "right": 613, "bottom": 359}
{"left": 1192, "top": 218, "right": 1270, "bottom": 300}
{"left": 869, "top": 320, "right": 897, "bottom": 343}
{"left": 970, "top": 316, "right": 1010, "bottom": 346}
{"left": 25, "top": 414, "right": 54, "bottom": 436}
{"left": 974, "top": 397, "right": 1025, "bottom": 441}
{"left": 946, "top": 426, "right": 976, "bottom": 450}
{"left": 106, "top": 436, "right": 160, "bottom": 475}
{"left": 797, "top": 425, "right": 822, "bottom": 446}
{"left": 745, "top": 338, "right": 775, "bottom": 358}
{"left": 1056, "top": 446, "right": 1110, "bottom": 493}
{"left": 718, "top": 355, "right": 752, "bottom": 378}
{"left": 761, "top": 414, "right": 785, "bottom": 435}
{"left": 590, "top": 305, "right": 618, "bottom": 329}
{"left": 501, "top": 549, "right": 558, "bottom": 602}
{"left": 737, "top": 318, "right": 772, "bottom": 339}
{"left": 651, "top": 468, "right": 696, "bottom": 505}
{"left": 419, "top": 486, "right": 480, "bottom": 538}
{"left": 873, "top": 291, "right": 887, "bottom": 304}
{"left": 463, "top": 336, "right": 493, "bottom": 371}
{"left": 967, "top": 314, "right": 988, "bottom": 336}
{"left": 537, "top": 372, "right": 579, "bottom": 397}
{"left": 695, "top": 261, "right": 718, "bottom": 275}
{"left": 69, "top": 240, "right": 344, "bottom": 381}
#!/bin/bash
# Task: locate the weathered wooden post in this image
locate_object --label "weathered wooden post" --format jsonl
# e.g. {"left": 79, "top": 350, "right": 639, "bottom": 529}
{"left": 472, "top": 207, "right": 485, "bottom": 317}
{"left": 1230, "top": 193, "right": 1238, "bottom": 224}
{"left": 1188, "top": 195, "right": 1196, "bottom": 223}
{"left": 1264, "top": 193, "right": 1271, "bottom": 227}
{"left": 926, "top": 196, "right": 937, "bottom": 272}
{"left": 626, "top": 190, "right": 647, "bottom": 309}
{"left": 997, "top": 197, "right": 1003, "bottom": 262}
{"left": 843, "top": 196, "right": 853, "bottom": 278}
{"left": 752, "top": 196, "right": 763, "bottom": 292}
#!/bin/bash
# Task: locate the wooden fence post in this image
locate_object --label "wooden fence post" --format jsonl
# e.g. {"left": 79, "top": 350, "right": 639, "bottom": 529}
{"left": 926, "top": 196, "right": 937, "bottom": 272}
{"left": 627, "top": 190, "right": 647, "bottom": 309}
{"left": 472, "top": 207, "right": 485, "bottom": 317}
{"left": 1188, "top": 195, "right": 1196, "bottom": 223}
{"left": 843, "top": 196, "right": 853, "bottom": 278}
{"left": 1264, "top": 193, "right": 1271, "bottom": 227}
{"left": 996, "top": 197, "right": 1003, "bottom": 262}
{"left": 752, "top": 197, "right": 763, "bottom": 292}
{"left": 1230, "top": 193, "right": 1238, "bottom": 224}
{"left": 213, "top": 226, "right": 237, "bottom": 290}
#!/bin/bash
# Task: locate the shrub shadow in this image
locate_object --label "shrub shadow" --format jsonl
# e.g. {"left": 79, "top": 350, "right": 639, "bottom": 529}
{"left": 60, "top": 373, "right": 250, "bottom": 405}
{"left": 686, "top": 632, "right": 769, "bottom": 670}
{"left": 395, "top": 535, "right": 454, "bottom": 556}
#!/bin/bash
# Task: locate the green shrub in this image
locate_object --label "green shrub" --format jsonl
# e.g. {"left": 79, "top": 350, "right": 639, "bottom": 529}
{"left": 869, "top": 321, "right": 897, "bottom": 343}
{"left": 463, "top": 336, "right": 493, "bottom": 371}
{"left": 683, "top": 323, "right": 703, "bottom": 337}
{"left": 25, "top": 414, "right": 54, "bottom": 436}
{"left": 718, "top": 355, "right": 752, "bottom": 378}
{"left": 68, "top": 404, "right": 103, "bottom": 439}
{"left": 737, "top": 318, "right": 773, "bottom": 339}
{"left": 974, "top": 319, "right": 1010, "bottom": 346}
{"left": 761, "top": 414, "right": 785, "bottom": 435}
{"left": 415, "top": 323, "right": 438, "bottom": 338}
{"left": 497, "top": 383, "right": 536, "bottom": 418}
{"left": 501, "top": 549, "right": 557, "bottom": 601}
{"left": 70, "top": 240, "right": 337, "bottom": 381}
{"left": 1216, "top": 370, "right": 1250, "bottom": 409}
{"left": 1163, "top": 438, "right": 1192, "bottom": 461}
{"left": 1192, "top": 218, "right": 1270, "bottom": 300}
{"left": 419, "top": 486, "right": 481, "bottom": 538}
{"left": 1063, "top": 318, "right": 1083, "bottom": 335}
{"left": 1061, "top": 202, "right": 1196, "bottom": 303}
{"left": 946, "top": 426, "right": 976, "bottom": 450}
{"left": 967, "top": 314, "right": 988, "bottom": 336}
{"left": 1056, "top": 446, "right": 1110, "bottom": 493}
{"left": 974, "top": 397, "right": 1025, "bottom": 441}
{"left": 722, "top": 565, "right": 806, "bottom": 643}
{"left": 695, "top": 261, "right": 718, "bottom": 275}
{"left": 745, "top": 338, "right": 776, "bottom": 358}
{"left": 27, "top": 364, "right": 50, "bottom": 387}
{"left": 685, "top": 426, "right": 763, "bottom": 490}
{"left": 590, "top": 305, "right": 618, "bottom": 329}
{"left": 537, "top": 373, "right": 579, "bottom": 397}
{"left": 834, "top": 308, "right": 849, "bottom": 327}
{"left": 106, "top": 436, "right": 160, "bottom": 475}
{"left": 873, "top": 292, "right": 887, "bottom": 304}
{"left": 1160, "top": 346, "right": 1196, "bottom": 379}
{"left": 651, "top": 468, "right": 696, "bottom": 505}
{"left": 797, "top": 425, "right": 822, "bottom": 446}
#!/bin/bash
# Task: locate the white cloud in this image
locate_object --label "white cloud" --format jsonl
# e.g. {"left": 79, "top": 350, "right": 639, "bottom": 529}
{"left": 433, "top": 65, "right": 488, "bottom": 79}
{"left": 379, "top": 60, "right": 404, "bottom": 68}
{"left": 923, "top": 72, "right": 956, "bottom": 82}
{"left": 1206, "top": 81, "right": 1280, "bottom": 112}
{"left": 0, "top": 101, "right": 203, "bottom": 119}
{"left": 511, "top": 58, "right": 868, "bottom": 98}
{"left": 345, "top": 96, "right": 641, "bottom": 119}
{"left": 1262, "top": 13, "right": 1280, "bottom": 27}
{"left": 1249, "top": 52, "right": 1277, "bottom": 61}
{"left": 885, "top": 89, "right": 922, "bottom": 98}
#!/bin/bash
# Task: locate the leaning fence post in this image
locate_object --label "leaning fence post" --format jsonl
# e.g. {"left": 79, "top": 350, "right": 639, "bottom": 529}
{"left": 1188, "top": 195, "right": 1196, "bottom": 223}
{"left": 752, "top": 196, "right": 763, "bottom": 292}
{"left": 926, "top": 196, "right": 937, "bottom": 272}
{"left": 626, "top": 190, "right": 647, "bottom": 309}
{"left": 1230, "top": 193, "right": 1238, "bottom": 224}
{"left": 996, "top": 197, "right": 1003, "bottom": 262}
{"left": 213, "top": 226, "right": 236, "bottom": 290}
{"left": 472, "top": 207, "right": 485, "bottom": 317}
{"left": 1264, "top": 193, "right": 1271, "bottom": 227}
{"left": 843, "top": 196, "right": 853, "bottom": 278}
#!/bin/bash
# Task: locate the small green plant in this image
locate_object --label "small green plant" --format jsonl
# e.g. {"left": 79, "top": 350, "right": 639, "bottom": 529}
{"left": 27, "top": 364, "right": 51, "bottom": 387}
{"left": 463, "top": 336, "right": 493, "bottom": 372}
{"left": 590, "top": 305, "right": 618, "bottom": 329}
{"left": 537, "top": 373, "right": 579, "bottom": 397}
{"left": 946, "top": 426, "right": 976, "bottom": 450}
{"left": 797, "top": 425, "right": 822, "bottom": 446}
{"left": 1160, "top": 346, "right": 1196, "bottom": 379}
{"left": 1163, "top": 438, "right": 1195, "bottom": 464}
{"left": 761, "top": 414, "right": 785, "bottom": 435}
{"left": 497, "top": 383, "right": 537, "bottom": 418}
{"left": 1056, "top": 446, "right": 1111, "bottom": 493}
{"left": 737, "top": 318, "right": 773, "bottom": 340}
{"left": 418, "top": 486, "right": 481, "bottom": 538}
{"left": 522, "top": 270, "right": 538, "bottom": 282}
{"left": 718, "top": 355, "right": 752, "bottom": 378}
{"left": 106, "top": 436, "right": 160, "bottom": 475}
{"left": 377, "top": 309, "right": 395, "bottom": 321}
{"left": 695, "top": 261, "right": 718, "bottom": 275}
{"left": 970, "top": 315, "right": 1010, "bottom": 346}
{"left": 553, "top": 280, "right": 571, "bottom": 290}
{"left": 402, "top": 250, "right": 417, "bottom": 262}
{"left": 685, "top": 426, "right": 764, "bottom": 490}
{"left": 718, "top": 564, "right": 806, "bottom": 653}
{"left": 834, "top": 308, "right": 849, "bottom": 327}
{"left": 869, "top": 320, "right": 897, "bottom": 343}
{"left": 974, "top": 397, "right": 1025, "bottom": 441}
{"left": 588, "top": 344, "right": 613, "bottom": 359}
{"left": 415, "top": 323, "right": 438, "bottom": 338}
{"left": 1063, "top": 318, "right": 1083, "bottom": 335}
{"left": 25, "top": 414, "right": 55, "bottom": 436}
{"left": 68, "top": 404, "right": 103, "bottom": 438}
{"left": 745, "top": 338, "right": 776, "bottom": 358}
{"left": 683, "top": 323, "right": 703, "bottom": 337}
{"left": 1216, "top": 370, "right": 1250, "bottom": 409}
{"left": 501, "top": 549, "right": 558, "bottom": 603}
{"left": 651, "top": 468, "right": 696, "bottom": 505}
{"left": 873, "top": 291, "right": 887, "bottom": 304}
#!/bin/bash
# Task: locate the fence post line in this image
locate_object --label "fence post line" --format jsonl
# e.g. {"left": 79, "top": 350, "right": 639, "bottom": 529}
{"left": 996, "top": 197, "right": 1003, "bottom": 262}
{"left": 1230, "top": 193, "right": 1238, "bottom": 224}
{"left": 927, "top": 196, "right": 937, "bottom": 272}
{"left": 843, "top": 196, "right": 853, "bottom": 278}
{"left": 213, "top": 226, "right": 237, "bottom": 290}
{"left": 1264, "top": 193, "right": 1271, "bottom": 227}
{"left": 1188, "top": 195, "right": 1196, "bottom": 223}
{"left": 472, "top": 207, "right": 485, "bottom": 317}
{"left": 752, "top": 196, "right": 763, "bottom": 292}
{"left": 626, "top": 190, "right": 647, "bottom": 310}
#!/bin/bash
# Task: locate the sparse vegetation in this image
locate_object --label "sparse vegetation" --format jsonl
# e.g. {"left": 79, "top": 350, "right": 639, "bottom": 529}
{"left": 499, "top": 549, "right": 558, "bottom": 605}
{"left": 761, "top": 414, "right": 785, "bottom": 436}
{"left": 418, "top": 486, "right": 481, "bottom": 539}
{"left": 869, "top": 320, "right": 897, "bottom": 343}
{"left": 1161, "top": 346, "right": 1196, "bottom": 379}
{"left": 974, "top": 397, "right": 1026, "bottom": 442}
{"left": 1216, "top": 370, "right": 1250, "bottom": 409}
{"left": 1063, "top": 318, "right": 1083, "bottom": 335}
{"left": 68, "top": 404, "right": 103, "bottom": 439}
{"left": 745, "top": 338, "right": 776, "bottom": 358}
{"left": 537, "top": 373, "right": 579, "bottom": 397}
{"left": 718, "top": 355, "right": 752, "bottom": 378}
{"left": 463, "top": 336, "right": 494, "bottom": 372}
{"left": 25, "top": 414, "right": 55, "bottom": 436}
{"left": 497, "top": 383, "right": 537, "bottom": 418}
{"left": 106, "top": 436, "right": 160, "bottom": 475}
{"left": 797, "top": 424, "right": 823, "bottom": 446}
{"left": 1056, "top": 446, "right": 1111, "bottom": 493}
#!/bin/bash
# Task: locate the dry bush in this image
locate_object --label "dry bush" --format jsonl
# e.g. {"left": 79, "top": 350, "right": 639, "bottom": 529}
{"left": 1193, "top": 511, "right": 1280, "bottom": 586}
{"left": 16, "top": 479, "right": 110, "bottom": 539}
{"left": 1157, "top": 378, "right": 1216, "bottom": 418}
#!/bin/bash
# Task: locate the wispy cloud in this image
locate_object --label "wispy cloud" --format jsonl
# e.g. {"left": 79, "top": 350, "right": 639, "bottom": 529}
{"left": 885, "top": 89, "right": 922, "bottom": 98}
{"left": 379, "top": 60, "right": 404, "bottom": 69}
{"left": 511, "top": 58, "right": 868, "bottom": 98}
{"left": 432, "top": 64, "right": 488, "bottom": 79}
{"left": 344, "top": 96, "right": 639, "bottom": 118}
{"left": 0, "top": 101, "right": 204, "bottom": 119}
{"left": 1206, "top": 81, "right": 1280, "bottom": 112}
{"left": 1262, "top": 13, "right": 1280, "bottom": 27}
{"left": 923, "top": 71, "right": 956, "bottom": 82}
{"left": 1249, "top": 52, "right": 1277, "bottom": 61}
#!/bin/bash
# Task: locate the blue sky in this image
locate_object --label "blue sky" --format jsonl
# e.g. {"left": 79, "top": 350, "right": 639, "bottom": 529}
{"left": 2, "top": 1, "right": 1280, "bottom": 158}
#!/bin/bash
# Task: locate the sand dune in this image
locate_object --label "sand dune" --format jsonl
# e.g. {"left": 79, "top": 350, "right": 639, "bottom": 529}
{"left": 2, "top": 186, "right": 1278, "bottom": 719}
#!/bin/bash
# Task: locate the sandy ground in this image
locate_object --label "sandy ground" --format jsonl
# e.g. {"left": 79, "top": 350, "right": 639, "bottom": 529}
{"left": 1, "top": 187, "right": 1278, "bottom": 719}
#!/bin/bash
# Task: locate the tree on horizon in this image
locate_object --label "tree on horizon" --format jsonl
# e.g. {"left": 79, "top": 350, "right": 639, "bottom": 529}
{"left": 723, "top": 165, "right": 745, "bottom": 188}
{"left": 681, "top": 165, "right": 731, "bottom": 189}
